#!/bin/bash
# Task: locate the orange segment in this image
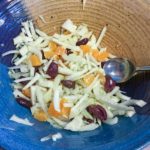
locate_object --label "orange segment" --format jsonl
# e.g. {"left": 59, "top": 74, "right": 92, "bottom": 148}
{"left": 92, "top": 49, "right": 100, "bottom": 60}
{"left": 43, "top": 41, "right": 58, "bottom": 59}
{"left": 92, "top": 49, "right": 109, "bottom": 61}
{"left": 22, "top": 88, "right": 31, "bottom": 98}
{"left": 48, "top": 99, "right": 71, "bottom": 118}
{"left": 49, "top": 41, "right": 57, "bottom": 51}
{"left": 33, "top": 109, "right": 48, "bottom": 122}
{"left": 54, "top": 46, "right": 66, "bottom": 56}
{"left": 83, "top": 74, "right": 95, "bottom": 86}
{"left": 80, "top": 45, "right": 91, "bottom": 54}
{"left": 29, "top": 54, "right": 42, "bottom": 67}
{"left": 98, "top": 51, "right": 109, "bottom": 61}
{"left": 48, "top": 102, "right": 61, "bottom": 118}
{"left": 43, "top": 50, "right": 54, "bottom": 59}
{"left": 44, "top": 42, "right": 66, "bottom": 59}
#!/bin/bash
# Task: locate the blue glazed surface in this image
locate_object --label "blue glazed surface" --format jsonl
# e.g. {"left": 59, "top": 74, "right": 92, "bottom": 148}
{"left": 0, "top": 1, "right": 150, "bottom": 150}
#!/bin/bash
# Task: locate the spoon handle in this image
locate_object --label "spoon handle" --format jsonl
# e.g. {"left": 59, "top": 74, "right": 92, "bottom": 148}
{"left": 136, "top": 66, "right": 150, "bottom": 71}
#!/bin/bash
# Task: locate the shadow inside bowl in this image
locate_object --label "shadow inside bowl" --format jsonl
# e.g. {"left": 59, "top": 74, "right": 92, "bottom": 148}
{"left": 119, "top": 71, "right": 150, "bottom": 115}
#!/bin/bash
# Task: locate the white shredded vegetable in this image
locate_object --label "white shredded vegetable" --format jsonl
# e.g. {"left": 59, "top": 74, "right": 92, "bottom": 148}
{"left": 13, "top": 89, "right": 30, "bottom": 101}
{"left": 104, "top": 117, "right": 118, "bottom": 125}
{"left": 14, "top": 77, "right": 32, "bottom": 83}
{"left": 19, "top": 45, "right": 28, "bottom": 56}
{"left": 29, "top": 20, "right": 37, "bottom": 39}
{"left": 30, "top": 86, "right": 36, "bottom": 105}
{"left": 2, "top": 50, "right": 19, "bottom": 57}
{"left": 53, "top": 89, "right": 61, "bottom": 112}
{"left": 22, "top": 21, "right": 32, "bottom": 37}
{"left": 14, "top": 55, "right": 27, "bottom": 66}
{"left": 96, "top": 26, "right": 107, "bottom": 48}
{"left": 126, "top": 110, "right": 136, "bottom": 117}
{"left": 36, "top": 87, "right": 47, "bottom": 113}
{"left": 10, "top": 115, "right": 34, "bottom": 126}
{"left": 40, "top": 134, "right": 51, "bottom": 142}
{"left": 23, "top": 73, "right": 40, "bottom": 90}
{"left": 82, "top": 0, "right": 87, "bottom": 10}
{"left": 52, "top": 133, "right": 62, "bottom": 141}
{"left": 62, "top": 19, "right": 77, "bottom": 33}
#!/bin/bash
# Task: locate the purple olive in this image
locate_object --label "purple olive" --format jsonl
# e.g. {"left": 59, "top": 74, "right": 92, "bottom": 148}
{"left": 83, "top": 116, "right": 94, "bottom": 124}
{"left": 86, "top": 105, "right": 107, "bottom": 121}
{"left": 104, "top": 75, "right": 116, "bottom": 93}
{"left": 46, "top": 61, "right": 58, "bottom": 79}
{"left": 66, "top": 48, "right": 73, "bottom": 55}
{"left": 61, "top": 80, "right": 75, "bottom": 89}
{"left": 76, "top": 38, "right": 89, "bottom": 46}
{"left": 16, "top": 98, "right": 32, "bottom": 109}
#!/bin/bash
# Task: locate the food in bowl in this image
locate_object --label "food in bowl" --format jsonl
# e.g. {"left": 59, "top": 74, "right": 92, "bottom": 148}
{"left": 3, "top": 19, "right": 146, "bottom": 131}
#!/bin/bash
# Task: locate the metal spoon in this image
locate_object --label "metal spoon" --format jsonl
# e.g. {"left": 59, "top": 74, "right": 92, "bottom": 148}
{"left": 103, "top": 58, "right": 150, "bottom": 83}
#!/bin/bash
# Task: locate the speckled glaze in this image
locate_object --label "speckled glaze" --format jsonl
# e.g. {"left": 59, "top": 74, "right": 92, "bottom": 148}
{"left": 0, "top": 0, "right": 150, "bottom": 150}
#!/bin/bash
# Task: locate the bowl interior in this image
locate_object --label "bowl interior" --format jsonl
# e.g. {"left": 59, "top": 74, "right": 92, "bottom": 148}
{"left": 0, "top": 0, "right": 150, "bottom": 150}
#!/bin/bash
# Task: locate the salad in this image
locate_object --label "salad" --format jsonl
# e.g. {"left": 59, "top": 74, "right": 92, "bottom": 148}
{"left": 4, "top": 19, "right": 146, "bottom": 131}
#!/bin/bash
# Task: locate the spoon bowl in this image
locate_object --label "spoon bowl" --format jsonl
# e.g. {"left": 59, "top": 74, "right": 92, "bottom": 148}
{"left": 103, "top": 58, "right": 150, "bottom": 83}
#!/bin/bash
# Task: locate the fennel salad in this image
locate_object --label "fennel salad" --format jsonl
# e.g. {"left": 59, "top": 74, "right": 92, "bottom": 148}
{"left": 3, "top": 19, "right": 146, "bottom": 132}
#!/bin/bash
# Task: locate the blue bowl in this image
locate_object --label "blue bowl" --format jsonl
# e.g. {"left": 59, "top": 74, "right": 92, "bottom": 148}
{"left": 0, "top": 1, "right": 150, "bottom": 150}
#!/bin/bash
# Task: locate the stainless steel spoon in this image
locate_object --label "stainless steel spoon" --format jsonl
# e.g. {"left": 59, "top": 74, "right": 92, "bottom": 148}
{"left": 103, "top": 58, "right": 150, "bottom": 83}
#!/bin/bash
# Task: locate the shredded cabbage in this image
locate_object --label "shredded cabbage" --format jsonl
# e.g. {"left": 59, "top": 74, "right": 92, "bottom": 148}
{"left": 40, "top": 132, "right": 62, "bottom": 142}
